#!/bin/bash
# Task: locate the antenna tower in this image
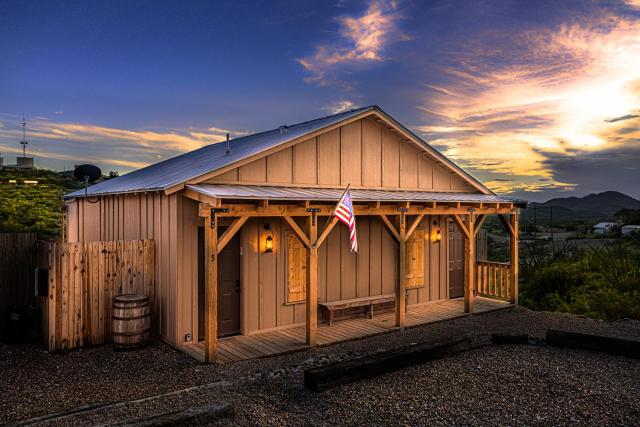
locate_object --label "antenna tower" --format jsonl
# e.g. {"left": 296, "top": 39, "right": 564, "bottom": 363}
{"left": 20, "top": 115, "right": 28, "bottom": 157}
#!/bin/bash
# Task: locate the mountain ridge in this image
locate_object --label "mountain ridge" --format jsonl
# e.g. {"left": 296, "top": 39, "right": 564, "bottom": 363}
{"left": 525, "top": 191, "right": 640, "bottom": 222}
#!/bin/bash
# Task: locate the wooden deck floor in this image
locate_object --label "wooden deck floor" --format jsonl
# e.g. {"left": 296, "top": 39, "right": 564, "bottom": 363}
{"left": 183, "top": 297, "right": 511, "bottom": 364}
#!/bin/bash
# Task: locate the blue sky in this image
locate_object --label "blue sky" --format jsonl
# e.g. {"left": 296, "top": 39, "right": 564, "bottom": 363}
{"left": 1, "top": 0, "right": 639, "bottom": 202}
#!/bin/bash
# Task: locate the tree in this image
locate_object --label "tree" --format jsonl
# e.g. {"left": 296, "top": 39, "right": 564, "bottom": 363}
{"left": 614, "top": 209, "right": 640, "bottom": 225}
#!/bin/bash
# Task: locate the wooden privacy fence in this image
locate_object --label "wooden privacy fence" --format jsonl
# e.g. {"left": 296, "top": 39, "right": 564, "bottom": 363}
{"left": 476, "top": 261, "right": 511, "bottom": 301}
{"left": 45, "top": 239, "right": 155, "bottom": 351}
{"left": 0, "top": 233, "right": 40, "bottom": 337}
{"left": 0, "top": 233, "right": 38, "bottom": 307}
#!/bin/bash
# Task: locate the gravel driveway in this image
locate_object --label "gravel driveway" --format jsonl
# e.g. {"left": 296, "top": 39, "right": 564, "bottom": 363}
{"left": 2, "top": 306, "right": 639, "bottom": 426}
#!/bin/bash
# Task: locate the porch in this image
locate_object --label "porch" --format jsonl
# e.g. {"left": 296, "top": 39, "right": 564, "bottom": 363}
{"left": 185, "top": 183, "right": 522, "bottom": 364}
{"left": 183, "top": 296, "right": 512, "bottom": 363}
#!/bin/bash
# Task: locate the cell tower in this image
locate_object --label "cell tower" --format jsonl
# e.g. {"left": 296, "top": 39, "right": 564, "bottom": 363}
{"left": 20, "top": 115, "right": 28, "bottom": 157}
{"left": 8, "top": 115, "right": 35, "bottom": 170}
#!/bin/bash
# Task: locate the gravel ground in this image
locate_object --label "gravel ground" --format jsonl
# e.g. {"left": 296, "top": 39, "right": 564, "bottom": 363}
{"left": 2, "top": 306, "right": 639, "bottom": 426}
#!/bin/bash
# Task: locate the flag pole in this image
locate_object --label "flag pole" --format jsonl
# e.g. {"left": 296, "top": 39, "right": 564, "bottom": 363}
{"left": 320, "top": 184, "right": 351, "bottom": 236}
{"left": 331, "top": 184, "right": 351, "bottom": 216}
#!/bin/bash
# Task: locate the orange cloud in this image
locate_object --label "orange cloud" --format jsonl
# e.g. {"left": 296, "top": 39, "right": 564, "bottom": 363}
{"left": 0, "top": 117, "right": 247, "bottom": 172}
{"left": 418, "top": 14, "right": 640, "bottom": 194}
{"left": 299, "top": 0, "right": 407, "bottom": 86}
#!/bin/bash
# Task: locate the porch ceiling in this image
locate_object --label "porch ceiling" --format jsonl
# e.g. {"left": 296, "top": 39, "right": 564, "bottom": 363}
{"left": 185, "top": 184, "right": 526, "bottom": 206}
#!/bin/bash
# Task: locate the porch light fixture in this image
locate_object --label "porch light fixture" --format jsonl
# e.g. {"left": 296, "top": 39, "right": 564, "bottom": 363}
{"left": 264, "top": 223, "right": 274, "bottom": 253}
{"left": 431, "top": 220, "right": 441, "bottom": 243}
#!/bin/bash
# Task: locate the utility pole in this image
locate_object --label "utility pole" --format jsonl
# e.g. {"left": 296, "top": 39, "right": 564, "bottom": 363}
{"left": 533, "top": 206, "right": 537, "bottom": 243}
{"left": 550, "top": 206, "right": 554, "bottom": 256}
{"left": 521, "top": 206, "right": 528, "bottom": 261}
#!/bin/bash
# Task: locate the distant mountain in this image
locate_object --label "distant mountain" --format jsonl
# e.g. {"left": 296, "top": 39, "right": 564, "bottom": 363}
{"left": 525, "top": 191, "right": 640, "bottom": 223}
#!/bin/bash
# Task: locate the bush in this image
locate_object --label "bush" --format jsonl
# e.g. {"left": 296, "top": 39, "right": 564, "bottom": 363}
{"left": 520, "top": 241, "right": 640, "bottom": 320}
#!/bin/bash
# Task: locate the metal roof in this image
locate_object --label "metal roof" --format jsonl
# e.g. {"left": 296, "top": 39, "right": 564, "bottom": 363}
{"left": 186, "top": 184, "right": 527, "bottom": 206}
{"left": 66, "top": 106, "right": 375, "bottom": 198}
{"left": 65, "top": 105, "right": 494, "bottom": 198}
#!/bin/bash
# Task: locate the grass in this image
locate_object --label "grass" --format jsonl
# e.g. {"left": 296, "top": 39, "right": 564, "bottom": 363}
{"left": 0, "top": 169, "right": 82, "bottom": 237}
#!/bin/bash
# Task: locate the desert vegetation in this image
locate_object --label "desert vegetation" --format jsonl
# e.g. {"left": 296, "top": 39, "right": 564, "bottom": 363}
{"left": 519, "top": 235, "right": 640, "bottom": 321}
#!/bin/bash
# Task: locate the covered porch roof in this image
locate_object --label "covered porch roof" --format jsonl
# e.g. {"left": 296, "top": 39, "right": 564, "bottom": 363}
{"left": 185, "top": 184, "right": 527, "bottom": 206}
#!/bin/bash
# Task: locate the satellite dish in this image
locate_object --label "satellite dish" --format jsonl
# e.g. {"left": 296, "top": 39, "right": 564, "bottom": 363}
{"left": 73, "top": 164, "right": 102, "bottom": 183}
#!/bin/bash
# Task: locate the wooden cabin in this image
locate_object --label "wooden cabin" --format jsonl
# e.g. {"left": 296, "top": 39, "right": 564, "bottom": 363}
{"left": 65, "top": 106, "right": 525, "bottom": 363}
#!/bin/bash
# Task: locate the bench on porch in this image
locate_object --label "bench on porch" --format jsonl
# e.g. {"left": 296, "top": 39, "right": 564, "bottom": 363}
{"left": 319, "top": 294, "right": 395, "bottom": 326}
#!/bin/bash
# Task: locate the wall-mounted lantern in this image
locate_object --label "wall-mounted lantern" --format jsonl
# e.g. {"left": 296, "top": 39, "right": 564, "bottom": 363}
{"left": 431, "top": 220, "right": 441, "bottom": 244}
{"left": 264, "top": 223, "right": 274, "bottom": 253}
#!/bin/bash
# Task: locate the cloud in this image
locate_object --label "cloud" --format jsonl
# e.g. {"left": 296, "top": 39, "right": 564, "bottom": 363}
{"left": 415, "top": 12, "right": 640, "bottom": 196}
{"left": 0, "top": 118, "right": 248, "bottom": 172}
{"left": 54, "top": 111, "right": 63, "bottom": 115}
{"left": 605, "top": 114, "right": 639, "bottom": 123}
{"left": 299, "top": 0, "right": 408, "bottom": 86}
{"left": 206, "top": 126, "right": 250, "bottom": 136}
{"left": 323, "top": 100, "right": 358, "bottom": 114}
{"left": 540, "top": 145, "right": 640, "bottom": 198}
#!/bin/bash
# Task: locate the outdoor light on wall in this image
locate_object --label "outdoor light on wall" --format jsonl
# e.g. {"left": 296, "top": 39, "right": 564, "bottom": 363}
{"left": 431, "top": 220, "right": 441, "bottom": 243}
{"left": 264, "top": 223, "right": 274, "bottom": 253}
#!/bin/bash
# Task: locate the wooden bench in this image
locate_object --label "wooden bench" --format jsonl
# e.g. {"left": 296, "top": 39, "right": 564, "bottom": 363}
{"left": 319, "top": 294, "right": 395, "bottom": 326}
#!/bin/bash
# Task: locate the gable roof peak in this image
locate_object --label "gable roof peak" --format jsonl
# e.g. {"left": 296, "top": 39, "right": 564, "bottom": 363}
{"left": 66, "top": 104, "right": 493, "bottom": 198}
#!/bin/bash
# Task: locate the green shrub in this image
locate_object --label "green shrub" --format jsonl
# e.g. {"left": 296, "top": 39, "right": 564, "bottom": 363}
{"left": 520, "top": 241, "right": 640, "bottom": 320}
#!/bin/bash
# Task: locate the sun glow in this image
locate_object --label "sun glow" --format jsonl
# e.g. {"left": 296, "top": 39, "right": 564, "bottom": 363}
{"left": 419, "top": 15, "right": 640, "bottom": 193}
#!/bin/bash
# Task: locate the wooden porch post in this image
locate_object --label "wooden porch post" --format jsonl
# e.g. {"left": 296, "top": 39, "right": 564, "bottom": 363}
{"left": 509, "top": 210, "right": 519, "bottom": 305}
{"left": 204, "top": 206, "right": 218, "bottom": 364}
{"left": 464, "top": 212, "right": 476, "bottom": 314}
{"left": 306, "top": 211, "right": 319, "bottom": 346}
{"left": 396, "top": 209, "right": 407, "bottom": 329}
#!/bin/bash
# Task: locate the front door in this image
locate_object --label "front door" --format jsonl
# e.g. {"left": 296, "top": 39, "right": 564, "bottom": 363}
{"left": 448, "top": 220, "right": 465, "bottom": 299}
{"left": 198, "top": 226, "right": 242, "bottom": 339}
{"left": 217, "top": 228, "right": 241, "bottom": 337}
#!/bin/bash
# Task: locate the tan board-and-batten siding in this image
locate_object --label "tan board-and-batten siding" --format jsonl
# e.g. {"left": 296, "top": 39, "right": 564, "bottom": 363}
{"left": 240, "top": 216, "right": 450, "bottom": 334}
{"left": 66, "top": 193, "right": 201, "bottom": 349}
{"left": 67, "top": 192, "right": 453, "bottom": 347}
{"left": 205, "top": 117, "right": 474, "bottom": 193}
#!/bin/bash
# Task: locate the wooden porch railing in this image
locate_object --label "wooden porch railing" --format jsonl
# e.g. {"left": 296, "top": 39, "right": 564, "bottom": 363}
{"left": 476, "top": 261, "right": 511, "bottom": 301}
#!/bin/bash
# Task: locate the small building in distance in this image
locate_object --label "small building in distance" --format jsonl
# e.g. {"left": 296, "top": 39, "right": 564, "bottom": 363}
{"left": 0, "top": 154, "right": 35, "bottom": 171}
{"left": 621, "top": 225, "right": 640, "bottom": 236}
{"left": 593, "top": 222, "right": 618, "bottom": 235}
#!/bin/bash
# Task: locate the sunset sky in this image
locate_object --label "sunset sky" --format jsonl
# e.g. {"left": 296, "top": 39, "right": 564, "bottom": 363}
{"left": 1, "top": 0, "right": 639, "bottom": 202}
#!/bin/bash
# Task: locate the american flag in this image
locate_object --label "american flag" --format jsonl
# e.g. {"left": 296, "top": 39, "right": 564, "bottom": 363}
{"left": 333, "top": 188, "right": 358, "bottom": 252}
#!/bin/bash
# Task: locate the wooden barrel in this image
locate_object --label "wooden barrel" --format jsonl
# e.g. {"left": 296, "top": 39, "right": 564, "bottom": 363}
{"left": 112, "top": 294, "right": 150, "bottom": 350}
